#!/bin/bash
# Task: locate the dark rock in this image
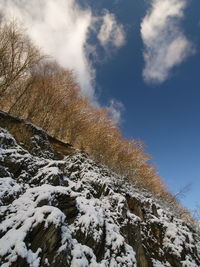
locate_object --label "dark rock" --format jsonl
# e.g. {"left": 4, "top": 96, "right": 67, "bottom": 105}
{"left": 0, "top": 110, "right": 75, "bottom": 159}
{"left": 0, "top": 111, "right": 199, "bottom": 266}
{"left": 127, "top": 195, "right": 145, "bottom": 220}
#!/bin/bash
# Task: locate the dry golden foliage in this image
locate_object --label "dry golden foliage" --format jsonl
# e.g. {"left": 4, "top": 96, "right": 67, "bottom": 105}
{"left": 0, "top": 20, "right": 173, "bottom": 198}
{"left": 0, "top": 20, "right": 43, "bottom": 96}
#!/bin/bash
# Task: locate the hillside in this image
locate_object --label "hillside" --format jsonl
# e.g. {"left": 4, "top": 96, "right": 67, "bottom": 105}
{"left": 0, "top": 20, "right": 171, "bottom": 199}
{"left": 0, "top": 111, "right": 200, "bottom": 266}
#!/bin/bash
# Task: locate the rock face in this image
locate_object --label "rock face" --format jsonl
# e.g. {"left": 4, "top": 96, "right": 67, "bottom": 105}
{"left": 0, "top": 112, "right": 200, "bottom": 266}
{"left": 0, "top": 110, "right": 74, "bottom": 160}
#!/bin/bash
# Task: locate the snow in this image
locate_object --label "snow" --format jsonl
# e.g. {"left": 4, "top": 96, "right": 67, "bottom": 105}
{"left": 163, "top": 221, "right": 184, "bottom": 257}
{"left": 0, "top": 127, "right": 200, "bottom": 266}
{"left": 74, "top": 197, "right": 104, "bottom": 238}
{"left": 181, "top": 255, "right": 199, "bottom": 267}
{"left": 0, "top": 177, "right": 22, "bottom": 204}
{"left": 0, "top": 185, "right": 68, "bottom": 266}
{"left": 151, "top": 259, "right": 171, "bottom": 267}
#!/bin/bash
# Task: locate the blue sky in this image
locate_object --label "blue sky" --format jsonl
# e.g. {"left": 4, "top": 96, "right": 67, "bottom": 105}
{"left": 1, "top": 0, "right": 200, "bottom": 210}
{"left": 93, "top": 0, "right": 200, "bottom": 210}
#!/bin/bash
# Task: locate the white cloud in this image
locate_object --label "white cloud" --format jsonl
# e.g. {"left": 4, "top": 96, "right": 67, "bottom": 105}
{"left": 97, "top": 10, "right": 125, "bottom": 49}
{"left": 0, "top": 1, "right": 126, "bottom": 101}
{"left": 107, "top": 99, "right": 124, "bottom": 124}
{"left": 141, "top": 0, "right": 194, "bottom": 84}
{"left": 0, "top": 0, "right": 95, "bottom": 99}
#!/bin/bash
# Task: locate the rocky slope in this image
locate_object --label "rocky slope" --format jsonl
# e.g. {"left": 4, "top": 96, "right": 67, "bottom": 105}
{"left": 0, "top": 111, "right": 200, "bottom": 266}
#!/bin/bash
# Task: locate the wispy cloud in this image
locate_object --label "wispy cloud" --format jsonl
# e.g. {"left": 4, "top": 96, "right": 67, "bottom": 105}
{"left": 0, "top": 0, "right": 126, "bottom": 101}
{"left": 141, "top": 0, "right": 194, "bottom": 84}
{"left": 0, "top": 0, "right": 94, "bottom": 98}
{"left": 107, "top": 99, "right": 124, "bottom": 124}
{"left": 97, "top": 10, "right": 125, "bottom": 50}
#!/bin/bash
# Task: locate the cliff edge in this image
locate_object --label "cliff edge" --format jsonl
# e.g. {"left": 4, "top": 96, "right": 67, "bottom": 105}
{"left": 0, "top": 111, "right": 199, "bottom": 266}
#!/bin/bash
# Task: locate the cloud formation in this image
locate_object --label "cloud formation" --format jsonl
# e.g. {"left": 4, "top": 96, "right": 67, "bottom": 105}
{"left": 0, "top": 0, "right": 125, "bottom": 100}
{"left": 107, "top": 99, "right": 124, "bottom": 124}
{"left": 97, "top": 10, "right": 125, "bottom": 49}
{"left": 141, "top": 0, "right": 193, "bottom": 84}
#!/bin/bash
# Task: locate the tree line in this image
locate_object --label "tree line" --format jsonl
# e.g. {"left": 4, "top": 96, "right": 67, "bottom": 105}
{"left": 0, "top": 20, "right": 185, "bottom": 208}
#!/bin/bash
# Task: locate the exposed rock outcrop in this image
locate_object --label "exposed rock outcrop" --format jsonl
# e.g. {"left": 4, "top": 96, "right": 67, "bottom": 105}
{"left": 0, "top": 110, "right": 74, "bottom": 160}
{"left": 0, "top": 112, "right": 200, "bottom": 266}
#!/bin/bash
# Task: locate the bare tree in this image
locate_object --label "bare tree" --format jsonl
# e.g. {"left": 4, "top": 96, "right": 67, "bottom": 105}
{"left": 192, "top": 205, "right": 200, "bottom": 221}
{"left": 174, "top": 183, "right": 192, "bottom": 200}
{"left": 0, "top": 20, "right": 173, "bottom": 199}
{"left": 0, "top": 20, "right": 42, "bottom": 96}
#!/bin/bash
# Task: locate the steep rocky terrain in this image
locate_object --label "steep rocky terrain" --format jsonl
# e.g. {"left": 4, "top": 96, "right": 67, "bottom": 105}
{"left": 0, "top": 111, "right": 200, "bottom": 266}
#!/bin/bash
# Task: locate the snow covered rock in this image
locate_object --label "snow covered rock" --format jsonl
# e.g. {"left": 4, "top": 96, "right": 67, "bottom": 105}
{"left": 0, "top": 112, "right": 200, "bottom": 266}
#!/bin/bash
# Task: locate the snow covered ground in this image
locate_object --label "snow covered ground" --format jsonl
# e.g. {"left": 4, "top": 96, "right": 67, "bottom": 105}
{"left": 0, "top": 127, "right": 200, "bottom": 266}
